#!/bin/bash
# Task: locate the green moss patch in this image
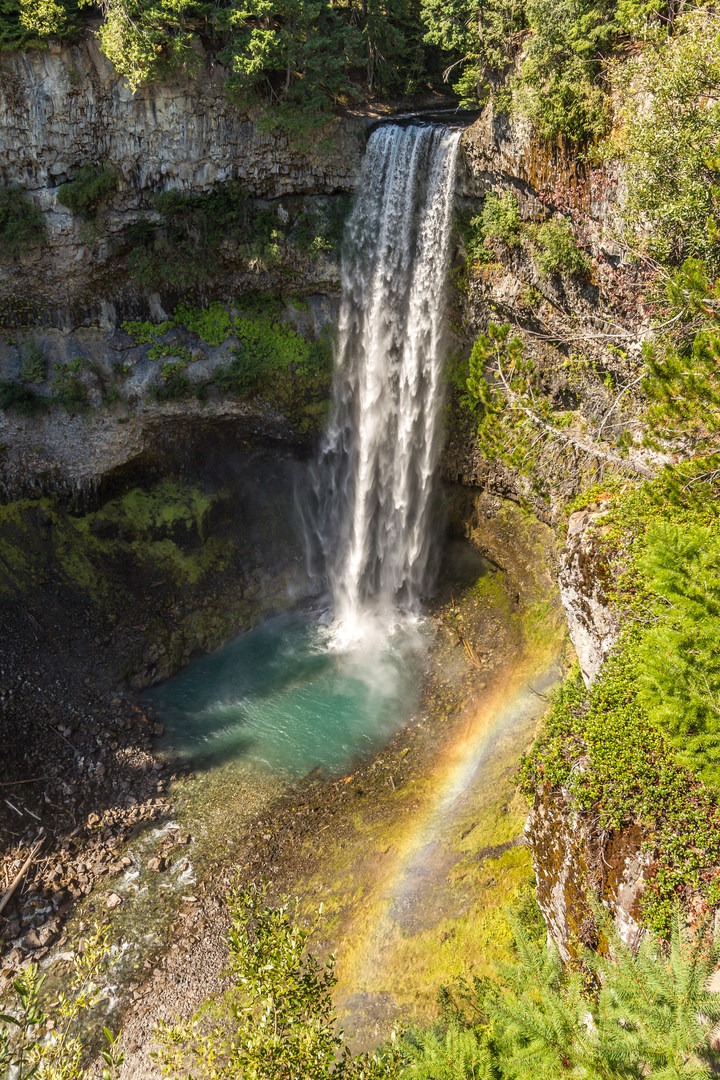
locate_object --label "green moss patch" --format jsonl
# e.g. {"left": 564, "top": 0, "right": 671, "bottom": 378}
{"left": 0, "top": 482, "right": 230, "bottom": 603}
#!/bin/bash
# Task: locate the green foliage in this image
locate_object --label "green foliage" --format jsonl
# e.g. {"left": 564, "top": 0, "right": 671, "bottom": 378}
{"left": 0, "top": 485, "right": 227, "bottom": 602}
{"left": 642, "top": 260, "right": 720, "bottom": 448}
{"left": 421, "top": 0, "right": 524, "bottom": 105}
{"left": 18, "top": 0, "right": 69, "bottom": 35}
{"left": 523, "top": 652, "right": 720, "bottom": 933}
{"left": 291, "top": 196, "right": 351, "bottom": 259}
{"left": 121, "top": 302, "right": 332, "bottom": 433}
{"left": 96, "top": 0, "right": 202, "bottom": 88}
{"left": 532, "top": 218, "right": 591, "bottom": 279}
{"left": 514, "top": 0, "right": 612, "bottom": 143}
{"left": 635, "top": 522, "right": 720, "bottom": 783}
{"left": 121, "top": 184, "right": 280, "bottom": 289}
{"left": 215, "top": 310, "right": 332, "bottom": 430}
{"left": 19, "top": 339, "right": 47, "bottom": 383}
{"left": 154, "top": 882, "right": 400, "bottom": 1079}
{"left": 400, "top": 909, "right": 720, "bottom": 1077}
{"left": 2, "top": 0, "right": 444, "bottom": 120}
{"left": 0, "top": 186, "right": 44, "bottom": 260}
{"left": 494, "top": 911, "right": 720, "bottom": 1076}
{"left": 174, "top": 301, "right": 233, "bottom": 346}
{"left": 524, "top": 463, "right": 720, "bottom": 931}
{"left": 119, "top": 187, "right": 351, "bottom": 291}
{"left": 464, "top": 323, "right": 527, "bottom": 460}
{"left": 611, "top": 10, "right": 720, "bottom": 274}
{"left": 401, "top": 1026, "right": 495, "bottom": 1078}
{"left": 216, "top": 0, "right": 358, "bottom": 127}
{"left": 0, "top": 924, "right": 124, "bottom": 1080}
{"left": 0, "top": 0, "right": 84, "bottom": 46}
{"left": 152, "top": 358, "right": 192, "bottom": 400}
{"left": 51, "top": 357, "right": 89, "bottom": 410}
{"left": 462, "top": 322, "right": 563, "bottom": 475}
{"left": 0, "top": 377, "right": 47, "bottom": 414}
{"left": 480, "top": 192, "right": 522, "bottom": 249}
{"left": 57, "top": 163, "right": 119, "bottom": 219}
{"left": 121, "top": 319, "right": 171, "bottom": 344}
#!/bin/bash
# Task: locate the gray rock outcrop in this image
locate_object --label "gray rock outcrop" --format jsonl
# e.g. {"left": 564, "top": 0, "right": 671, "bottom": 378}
{"left": 558, "top": 505, "right": 620, "bottom": 686}
{"left": 0, "top": 38, "right": 367, "bottom": 317}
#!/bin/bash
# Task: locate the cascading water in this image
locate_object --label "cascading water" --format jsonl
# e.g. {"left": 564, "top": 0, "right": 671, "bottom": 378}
{"left": 151, "top": 122, "right": 462, "bottom": 777}
{"left": 314, "top": 123, "right": 461, "bottom": 644}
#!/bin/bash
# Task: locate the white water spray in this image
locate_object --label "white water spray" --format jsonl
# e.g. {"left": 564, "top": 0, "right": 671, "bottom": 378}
{"left": 313, "top": 123, "right": 461, "bottom": 647}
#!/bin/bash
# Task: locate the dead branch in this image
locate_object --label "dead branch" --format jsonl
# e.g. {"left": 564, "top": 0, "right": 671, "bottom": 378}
{"left": 0, "top": 834, "right": 44, "bottom": 917}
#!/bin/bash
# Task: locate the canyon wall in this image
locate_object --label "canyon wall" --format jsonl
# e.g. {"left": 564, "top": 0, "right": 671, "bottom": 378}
{"left": 0, "top": 45, "right": 652, "bottom": 957}
{"left": 0, "top": 37, "right": 366, "bottom": 319}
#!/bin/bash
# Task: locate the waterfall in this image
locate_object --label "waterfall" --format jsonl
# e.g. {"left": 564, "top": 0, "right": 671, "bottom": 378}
{"left": 313, "top": 123, "right": 461, "bottom": 645}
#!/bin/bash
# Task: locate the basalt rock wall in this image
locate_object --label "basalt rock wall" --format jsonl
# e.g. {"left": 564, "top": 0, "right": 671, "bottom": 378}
{"left": 0, "top": 37, "right": 367, "bottom": 320}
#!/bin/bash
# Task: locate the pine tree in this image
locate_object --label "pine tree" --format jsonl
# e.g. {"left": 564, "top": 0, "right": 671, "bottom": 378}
{"left": 596, "top": 912, "right": 720, "bottom": 1077}
{"left": 635, "top": 521, "right": 720, "bottom": 785}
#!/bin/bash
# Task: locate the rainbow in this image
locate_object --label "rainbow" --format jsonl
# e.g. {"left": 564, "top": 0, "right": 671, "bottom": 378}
{"left": 334, "top": 649, "right": 561, "bottom": 1030}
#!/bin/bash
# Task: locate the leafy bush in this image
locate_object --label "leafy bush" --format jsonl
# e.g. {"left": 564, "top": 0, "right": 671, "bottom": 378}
{"left": 57, "top": 163, "right": 119, "bottom": 218}
{"left": 0, "top": 186, "right": 44, "bottom": 259}
{"left": 420, "top": 0, "right": 524, "bottom": 105}
{"left": 524, "top": 463, "right": 720, "bottom": 930}
{"left": 154, "top": 883, "right": 397, "bottom": 1079}
{"left": 635, "top": 522, "right": 720, "bottom": 781}
{"left": 51, "top": 357, "right": 89, "bottom": 410}
{"left": 462, "top": 322, "right": 560, "bottom": 473}
{"left": 0, "top": 924, "right": 124, "bottom": 1079}
{"left": 94, "top": 0, "right": 204, "bottom": 88}
{"left": 523, "top": 651, "right": 720, "bottom": 933}
{"left": 0, "top": 377, "right": 47, "bottom": 414}
{"left": 154, "top": 358, "right": 193, "bottom": 400}
{"left": 514, "top": 0, "right": 612, "bottom": 144}
{"left": 174, "top": 301, "right": 233, "bottom": 346}
{"left": 154, "top": 884, "right": 720, "bottom": 1078}
{"left": 426, "top": 911, "right": 720, "bottom": 1076}
{"left": 481, "top": 191, "right": 522, "bottom": 248}
{"left": 20, "top": 0, "right": 65, "bottom": 33}
{"left": 121, "top": 319, "right": 170, "bottom": 345}
{"left": 2, "top": 0, "right": 449, "bottom": 123}
{"left": 215, "top": 311, "right": 332, "bottom": 427}
{"left": 642, "top": 260, "right": 720, "bottom": 448}
{"left": 122, "top": 184, "right": 278, "bottom": 289}
{"left": 532, "top": 218, "right": 590, "bottom": 279}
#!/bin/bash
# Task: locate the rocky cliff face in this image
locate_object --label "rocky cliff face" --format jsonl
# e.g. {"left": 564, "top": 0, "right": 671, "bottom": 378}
{"left": 449, "top": 109, "right": 659, "bottom": 957}
{"left": 443, "top": 110, "right": 655, "bottom": 527}
{"left": 0, "top": 39, "right": 363, "bottom": 197}
{"left": 558, "top": 505, "right": 620, "bottom": 686}
{"left": 0, "top": 37, "right": 366, "bottom": 320}
{"left": 527, "top": 789, "right": 648, "bottom": 960}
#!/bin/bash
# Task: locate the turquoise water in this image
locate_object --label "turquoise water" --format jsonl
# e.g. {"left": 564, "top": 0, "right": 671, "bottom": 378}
{"left": 147, "top": 612, "right": 427, "bottom": 778}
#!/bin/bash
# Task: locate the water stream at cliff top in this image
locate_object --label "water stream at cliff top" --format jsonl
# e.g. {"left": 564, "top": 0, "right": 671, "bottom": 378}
{"left": 151, "top": 123, "right": 460, "bottom": 776}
